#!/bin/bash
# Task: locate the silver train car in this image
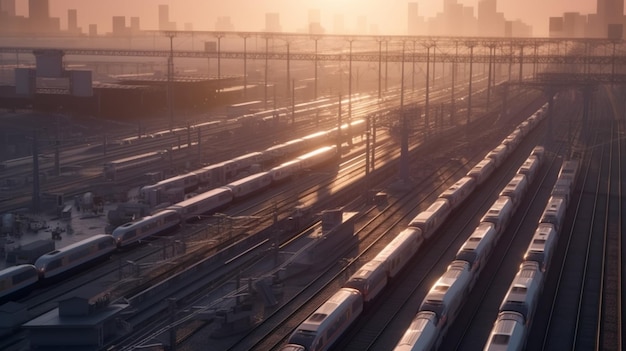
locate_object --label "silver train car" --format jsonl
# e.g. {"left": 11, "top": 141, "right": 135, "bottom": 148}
{"left": 284, "top": 288, "right": 363, "bottom": 351}
{"left": 455, "top": 222, "right": 498, "bottom": 274}
{"left": 393, "top": 311, "right": 440, "bottom": 351}
{"left": 34, "top": 235, "right": 117, "bottom": 280}
{"left": 111, "top": 209, "right": 180, "bottom": 247}
{"left": 523, "top": 224, "right": 557, "bottom": 272}
{"left": 373, "top": 228, "right": 424, "bottom": 278}
{"left": 499, "top": 174, "right": 528, "bottom": 209}
{"left": 499, "top": 261, "right": 544, "bottom": 324}
{"left": 480, "top": 196, "right": 514, "bottom": 235}
{"left": 439, "top": 177, "right": 476, "bottom": 209}
{"left": 539, "top": 196, "right": 567, "bottom": 232}
{"left": 467, "top": 158, "right": 496, "bottom": 185}
{"left": 0, "top": 264, "right": 38, "bottom": 302}
{"left": 408, "top": 199, "right": 451, "bottom": 240}
{"left": 483, "top": 312, "right": 526, "bottom": 351}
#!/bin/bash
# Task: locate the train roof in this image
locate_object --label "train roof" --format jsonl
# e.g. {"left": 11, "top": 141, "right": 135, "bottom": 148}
{"left": 298, "top": 288, "right": 360, "bottom": 331}
{"left": 170, "top": 187, "right": 232, "bottom": 208}
{"left": 225, "top": 172, "right": 270, "bottom": 187}
{"left": 115, "top": 210, "right": 178, "bottom": 229}
{"left": 0, "top": 264, "right": 37, "bottom": 277}
{"left": 37, "top": 235, "right": 114, "bottom": 259}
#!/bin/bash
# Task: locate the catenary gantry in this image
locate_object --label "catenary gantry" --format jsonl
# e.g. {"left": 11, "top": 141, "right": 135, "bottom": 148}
{"left": 1, "top": 31, "right": 626, "bottom": 65}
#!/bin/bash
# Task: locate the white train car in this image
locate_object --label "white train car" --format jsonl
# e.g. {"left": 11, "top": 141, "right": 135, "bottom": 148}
{"left": 467, "top": 158, "right": 496, "bottom": 185}
{"left": 140, "top": 173, "right": 199, "bottom": 200}
{"left": 223, "top": 172, "right": 272, "bottom": 200}
{"left": 480, "top": 197, "right": 514, "bottom": 235}
{"left": 374, "top": 228, "right": 424, "bottom": 278}
{"left": 269, "top": 160, "right": 303, "bottom": 183}
{"left": 539, "top": 196, "right": 567, "bottom": 232}
{"left": 35, "top": 235, "right": 117, "bottom": 280}
{"left": 483, "top": 312, "right": 526, "bottom": 351}
{"left": 301, "top": 130, "right": 331, "bottom": 149}
{"left": 297, "top": 145, "right": 338, "bottom": 170}
{"left": 523, "top": 224, "right": 558, "bottom": 272}
{"left": 197, "top": 160, "right": 234, "bottom": 186}
{"left": 266, "top": 139, "right": 306, "bottom": 159}
{"left": 550, "top": 181, "right": 571, "bottom": 206}
{"left": 557, "top": 160, "right": 580, "bottom": 186}
{"left": 455, "top": 222, "right": 498, "bottom": 274}
{"left": 419, "top": 261, "right": 474, "bottom": 334}
{"left": 517, "top": 156, "right": 540, "bottom": 184}
{"left": 408, "top": 199, "right": 451, "bottom": 240}
{"left": 530, "top": 146, "right": 545, "bottom": 163}
{"left": 393, "top": 311, "right": 440, "bottom": 351}
{"left": 486, "top": 144, "right": 509, "bottom": 168}
{"left": 230, "top": 152, "right": 264, "bottom": 173}
{"left": 285, "top": 288, "right": 363, "bottom": 351}
{"left": 344, "top": 259, "right": 388, "bottom": 304}
{"left": 439, "top": 177, "right": 476, "bottom": 209}
{"left": 103, "top": 151, "right": 165, "bottom": 180}
{"left": 112, "top": 209, "right": 180, "bottom": 247}
{"left": 499, "top": 174, "right": 528, "bottom": 209}
{"left": 499, "top": 261, "right": 544, "bottom": 324}
{"left": 0, "top": 264, "right": 38, "bottom": 302}
{"left": 167, "top": 187, "right": 233, "bottom": 219}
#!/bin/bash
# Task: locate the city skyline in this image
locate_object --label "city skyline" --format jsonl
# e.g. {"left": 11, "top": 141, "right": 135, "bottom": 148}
{"left": 5, "top": 0, "right": 602, "bottom": 36}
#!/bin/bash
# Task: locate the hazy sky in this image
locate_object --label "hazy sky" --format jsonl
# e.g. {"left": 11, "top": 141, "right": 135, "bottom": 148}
{"left": 16, "top": 0, "right": 599, "bottom": 36}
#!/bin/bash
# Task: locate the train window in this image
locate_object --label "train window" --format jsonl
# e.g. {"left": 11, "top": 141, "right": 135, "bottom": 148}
{"left": 309, "top": 313, "right": 327, "bottom": 322}
{"left": 491, "top": 334, "right": 510, "bottom": 345}
{"left": 0, "top": 280, "right": 8, "bottom": 290}
{"left": 533, "top": 239, "right": 546, "bottom": 245}
{"left": 13, "top": 270, "right": 35, "bottom": 284}
{"left": 511, "top": 286, "right": 527, "bottom": 293}
{"left": 48, "top": 259, "right": 63, "bottom": 270}
{"left": 98, "top": 241, "right": 112, "bottom": 250}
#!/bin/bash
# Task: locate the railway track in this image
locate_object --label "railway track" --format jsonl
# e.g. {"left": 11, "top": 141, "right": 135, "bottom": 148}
{"left": 530, "top": 86, "right": 623, "bottom": 351}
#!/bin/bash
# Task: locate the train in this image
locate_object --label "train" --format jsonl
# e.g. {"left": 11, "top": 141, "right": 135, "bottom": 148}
{"left": 105, "top": 96, "right": 356, "bottom": 179}
{"left": 483, "top": 157, "right": 580, "bottom": 351}
{"left": 281, "top": 103, "right": 550, "bottom": 351}
{"left": 139, "top": 120, "right": 366, "bottom": 207}
{"left": 391, "top": 148, "right": 546, "bottom": 351}
{"left": 0, "top": 144, "right": 341, "bottom": 303}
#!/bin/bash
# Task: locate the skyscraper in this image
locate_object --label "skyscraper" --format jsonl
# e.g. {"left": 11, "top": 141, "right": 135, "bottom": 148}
{"left": 0, "top": 0, "right": 15, "bottom": 17}
{"left": 265, "top": 13, "right": 281, "bottom": 32}
{"left": 68, "top": 9, "right": 78, "bottom": 33}
{"left": 596, "top": 0, "right": 624, "bottom": 36}
{"left": 29, "top": 0, "right": 48, "bottom": 21}
{"left": 158, "top": 4, "right": 175, "bottom": 31}
{"left": 408, "top": 2, "right": 419, "bottom": 35}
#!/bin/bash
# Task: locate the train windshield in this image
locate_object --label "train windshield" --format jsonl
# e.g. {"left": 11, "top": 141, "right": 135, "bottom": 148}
{"left": 491, "top": 334, "right": 511, "bottom": 345}
{"left": 288, "top": 330, "right": 316, "bottom": 350}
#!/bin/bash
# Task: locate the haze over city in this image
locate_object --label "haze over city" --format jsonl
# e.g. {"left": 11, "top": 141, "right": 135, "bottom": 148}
{"left": 9, "top": 0, "right": 598, "bottom": 36}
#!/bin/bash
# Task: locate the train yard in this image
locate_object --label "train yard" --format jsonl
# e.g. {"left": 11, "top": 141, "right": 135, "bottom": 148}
{"left": 0, "top": 54, "right": 624, "bottom": 351}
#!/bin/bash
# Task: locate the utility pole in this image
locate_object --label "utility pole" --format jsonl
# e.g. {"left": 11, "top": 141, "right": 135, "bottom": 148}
{"left": 166, "top": 32, "right": 176, "bottom": 132}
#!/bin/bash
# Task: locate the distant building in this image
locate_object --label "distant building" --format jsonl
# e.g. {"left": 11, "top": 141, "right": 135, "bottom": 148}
{"left": 216, "top": 16, "right": 235, "bottom": 31}
{"left": 89, "top": 23, "right": 97, "bottom": 36}
{"left": 333, "top": 14, "right": 345, "bottom": 34}
{"left": 407, "top": 2, "right": 426, "bottom": 35}
{"left": 184, "top": 22, "right": 193, "bottom": 31}
{"left": 505, "top": 19, "right": 532, "bottom": 37}
{"left": 67, "top": 9, "right": 78, "bottom": 33}
{"left": 0, "top": 0, "right": 15, "bottom": 17}
{"left": 265, "top": 12, "right": 281, "bottom": 32}
{"left": 112, "top": 16, "right": 127, "bottom": 36}
{"left": 158, "top": 4, "right": 176, "bottom": 31}
{"left": 129, "top": 16, "right": 140, "bottom": 34}
{"left": 477, "top": 0, "right": 506, "bottom": 36}
{"left": 356, "top": 16, "right": 367, "bottom": 35}
{"left": 28, "top": 0, "right": 59, "bottom": 33}
{"left": 29, "top": 0, "right": 48, "bottom": 23}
